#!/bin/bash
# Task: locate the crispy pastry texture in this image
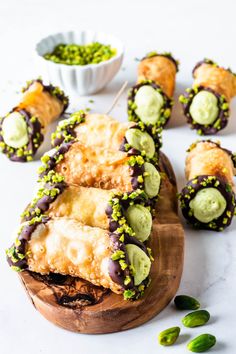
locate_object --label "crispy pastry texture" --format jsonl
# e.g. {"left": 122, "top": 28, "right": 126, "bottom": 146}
{"left": 18, "top": 81, "right": 65, "bottom": 129}
{"left": 47, "top": 185, "right": 112, "bottom": 229}
{"left": 193, "top": 63, "right": 236, "bottom": 102}
{"left": 186, "top": 141, "right": 235, "bottom": 187}
{"left": 26, "top": 218, "right": 122, "bottom": 294}
{"left": 55, "top": 141, "right": 134, "bottom": 191}
{"left": 138, "top": 55, "right": 177, "bottom": 98}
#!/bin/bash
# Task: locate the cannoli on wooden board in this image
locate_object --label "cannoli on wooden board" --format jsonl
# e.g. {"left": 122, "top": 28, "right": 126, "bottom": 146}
{"left": 0, "top": 79, "right": 68, "bottom": 162}
{"left": 179, "top": 59, "right": 236, "bottom": 135}
{"left": 38, "top": 140, "right": 161, "bottom": 199}
{"left": 179, "top": 140, "right": 236, "bottom": 231}
{"left": 23, "top": 171, "right": 153, "bottom": 242}
{"left": 128, "top": 52, "right": 179, "bottom": 128}
{"left": 51, "top": 111, "right": 162, "bottom": 162}
{"left": 7, "top": 216, "right": 152, "bottom": 300}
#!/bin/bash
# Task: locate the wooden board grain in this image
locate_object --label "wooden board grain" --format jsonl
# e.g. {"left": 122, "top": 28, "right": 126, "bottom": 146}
{"left": 19, "top": 152, "right": 185, "bottom": 334}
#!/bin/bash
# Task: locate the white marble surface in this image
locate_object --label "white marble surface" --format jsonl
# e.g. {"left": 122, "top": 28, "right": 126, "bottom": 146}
{"left": 0, "top": 0, "right": 236, "bottom": 353}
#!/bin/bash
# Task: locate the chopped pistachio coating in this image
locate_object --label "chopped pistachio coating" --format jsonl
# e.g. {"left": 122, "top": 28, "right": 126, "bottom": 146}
{"left": 44, "top": 42, "right": 117, "bottom": 66}
{"left": 158, "top": 326, "right": 181, "bottom": 346}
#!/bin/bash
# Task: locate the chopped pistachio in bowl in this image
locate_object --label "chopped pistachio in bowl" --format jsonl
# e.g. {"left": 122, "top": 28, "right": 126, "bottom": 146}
{"left": 35, "top": 30, "right": 124, "bottom": 95}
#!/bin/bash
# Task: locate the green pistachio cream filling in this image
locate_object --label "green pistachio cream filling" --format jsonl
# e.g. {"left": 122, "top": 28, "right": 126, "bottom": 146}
{"left": 125, "top": 128, "right": 155, "bottom": 158}
{"left": 126, "top": 244, "right": 151, "bottom": 286}
{"left": 189, "top": 91, "right": 219, "bottom": 125}
{"left": 125, "top": 204, "right": 152, "bottom": 242}
{"left": 1, "top": 112, "right": 29, "bottom": 148}
{"left": 144, "top": 162, "right": 161, "bottom": 198}
{"left": 134, "top": 85, "right": 164, "bottom": 125}
{"left": 189, "top": 188, "right": 227, "bottom": 223}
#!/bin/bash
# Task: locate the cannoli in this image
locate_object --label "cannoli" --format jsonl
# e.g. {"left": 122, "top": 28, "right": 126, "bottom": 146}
{"left": 23, "top": 171, "right": 153, "bottom": 242}
{"left": 128, "top": 52, "right": 179, "bottom": 127}
{"left": 51, "top": 111, "right": 162, "bottom": 162}
{"left": 179, "top": 140, "right": 236, "bottom": 231}
{"left": 179, "top": 59, "right": 236, "bottom": 135}
{"left": 7, "top": 216, "right": 152, "bottom": 300}
{"left": 0, "top": 79, "right": 68, "bottom": 161}
{"left": 38, "top": 140, "right": 161, "bottom": 199}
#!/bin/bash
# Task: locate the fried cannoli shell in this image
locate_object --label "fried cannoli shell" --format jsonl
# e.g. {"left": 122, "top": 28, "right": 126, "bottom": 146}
{"left": 18, "top": 80, "right": 68, "bottom": 130}
{"left": 186, "top": 140, "right": 235, "bottom": 187}
{"left": 193, "top": 62, "right": 236, "bottom": 102}
{"left": 51, "top": 112, "right": 162, "bottom": 160}
{"left": 0, "top": 79, "right": 68, "bottom": 162}
{"left": 7, "top": 217, "right": 151, "bottom": 298}
{"left": 39, "top": 141, "right": 146, "bottom": 193}
{"left": 138, "top": 55, "right": 177, "bottom": 98}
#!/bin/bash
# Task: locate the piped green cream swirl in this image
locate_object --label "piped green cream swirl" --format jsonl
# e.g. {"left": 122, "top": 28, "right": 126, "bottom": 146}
{"left": 125, "top": 204, "right": 152, "bottom": 242}
{"left": 125, "top": 128, "right": 155, "bottom": 158}
{"left": 1, "top": 112, "right": 29, "bottom": 148}
{"left": 134, "top": 85, "right": 164, "bottom": 125}
{"left": 126, "top": 244, "right": 151, "bottom": 286}
{"left": 189, "top": 188, "right": 227, "bottom": 223}
{"left": 189, "top": 91, "right": 219, "bottom": 125}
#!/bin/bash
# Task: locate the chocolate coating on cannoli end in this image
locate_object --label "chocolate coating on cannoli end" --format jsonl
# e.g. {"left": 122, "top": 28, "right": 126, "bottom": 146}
{"left": 180, "top": 86, "right": 230, "bottom": 135}
{"left": 108, "top": 233, "right": 151, "bottom": 295}
{"left": 0, "top": 109, "right": 44, "bottom": 162}
{"left": 128, "top": 81, "right": 173, "bottom": 128}
{"left": 7, "top": 216, "right": 50, "bottom": 270}
{"left": 38, "top": 140, "right": 75, "bottom": 178}
{"left": 141, "top": 52, "right": 179, "bottom": 72}
{"left": 179, "top": 175, "right": 236, "bottom": 231}
{"left": 23, "top": 180, "right": 67, "bottom": 221}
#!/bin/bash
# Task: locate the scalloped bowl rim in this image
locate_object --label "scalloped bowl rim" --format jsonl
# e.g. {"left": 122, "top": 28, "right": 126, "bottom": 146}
{"left": 35, "top": 30, "right": 124, "bottom": 70}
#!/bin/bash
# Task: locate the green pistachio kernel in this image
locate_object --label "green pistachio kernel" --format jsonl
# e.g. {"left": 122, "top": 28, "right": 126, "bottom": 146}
{"left": 182, "top": 310, "right": 210, "bottom": 328}
{"left": 174, "top": 295, "right": 200, "bottom": 310}
{"left": 158, "top": 326, "right": 181, "bottom": 346}
{"left": 187, "top": 334, "right": 216, "bottom": 353}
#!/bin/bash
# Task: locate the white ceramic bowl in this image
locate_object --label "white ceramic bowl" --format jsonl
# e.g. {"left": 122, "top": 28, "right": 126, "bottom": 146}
{"left": 35, "top": 30, "right": 124, "bottom": 96}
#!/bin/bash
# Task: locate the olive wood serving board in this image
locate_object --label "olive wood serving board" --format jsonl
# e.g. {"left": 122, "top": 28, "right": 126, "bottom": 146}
{"left": 19, "top": 152, "right": 185, "bottom": 334}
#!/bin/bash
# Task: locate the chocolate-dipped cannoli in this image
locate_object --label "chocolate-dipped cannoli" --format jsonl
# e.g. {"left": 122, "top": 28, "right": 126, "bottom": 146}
{"left": 179, "top": 140, "right": 236, "bottom": 231}
{"left": 128, "top": 52, "right": 179, "bottom": 128}
{"left": 23, "top": 171, "right": 153, "bottom": 242}
{"left": 179, "top": 59, "right": 236, "bottom": 135}
{"left": 51, "top": 111, "right": 162, "bottom": 162}
{"left": 0, "top": 79, "right": 68, "bottom": 162}
{"left": 7, "top": 216, "right": 152, "bottom": 300}
{"left": 38, "top": 140, "right": 161, "bottom": 199}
